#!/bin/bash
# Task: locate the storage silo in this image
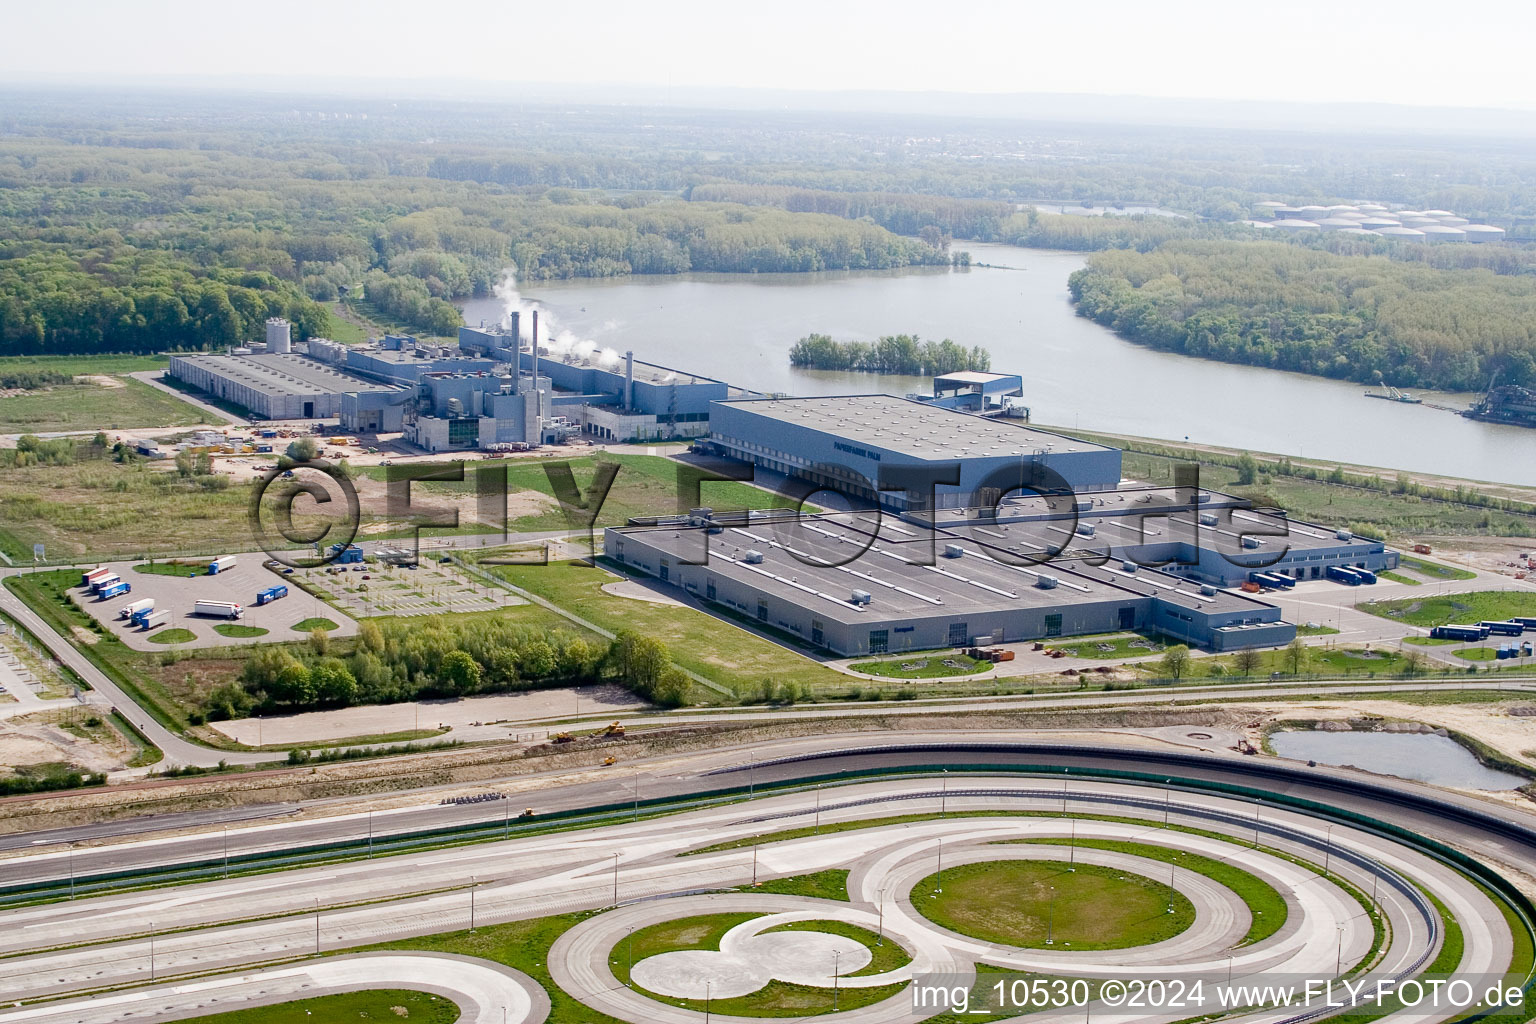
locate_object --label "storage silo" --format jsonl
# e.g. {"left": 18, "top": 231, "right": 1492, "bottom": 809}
{"left": 1297, "top": 205, "right": 1329, "bottom": 218}
{"left": 1434, "top": 216, "right": 1470, "bottom": 226}
{"left": 1422, "top": 209, "right": 1455, "bottom": 218}
{"left": 265, "top": 318, "right": 292, "bottom": 354}
{"left": 1401, "top": 217, "right": 1440, "bottom": 228}
{"left": 1419, "top": 225, "right": 1467, "bottom": 242}
{"left": 1462, "top": 224, "right": 1507, "bottom": 242}
{"left": 1318, "top": 217, "right": 1362, "bottom": 230}
{"left": 1375, "top": 226, "right": 1427, "bottom": 240}
{"left": 1272, "top": 219, "right": 1321, "bottom": 232}
{"left": 1360, "top": 217, "right": 1401, "bottom": 230}
{"left": 1255, "top": 200, "right": 1288, "bottom": 208}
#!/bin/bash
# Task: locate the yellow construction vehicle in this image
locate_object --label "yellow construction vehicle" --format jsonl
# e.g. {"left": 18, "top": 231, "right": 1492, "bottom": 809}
{"left": 601, "top": 756, "right": 618, "bottom": 766}
{"left": 603, "top": 721, "right": 626, "bottom": 737}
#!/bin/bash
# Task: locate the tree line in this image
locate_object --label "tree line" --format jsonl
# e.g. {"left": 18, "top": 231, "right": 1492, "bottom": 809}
{"left": 1069, "top": 241, "right": 1536, "bottom": 391}
{"left": 789, "top": 333, "right": 992, "bottom": 375}
{"left": 202, "top": 618, "right": 689, "bottom": 720}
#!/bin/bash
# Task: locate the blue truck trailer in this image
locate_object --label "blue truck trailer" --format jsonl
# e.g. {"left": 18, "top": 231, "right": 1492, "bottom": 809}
{"left": 256, "top": 584, "right": 289, "bottom": 605}
{"left": 97, "top": 580, "right": 131, "bottom": 600}
{"left": 1480, "top": 620, "right": 1526, "bottom": 637}
{"left": 1430, "top": 624, "right": 1488, "bottom": 641}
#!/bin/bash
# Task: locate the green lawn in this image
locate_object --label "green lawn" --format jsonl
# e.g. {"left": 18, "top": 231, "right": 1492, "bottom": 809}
{"left": 172, "top": 990, "right": 458, "bottom": 1024}
{"left": 612, "top": 912, "right": 763, "bottom": 987}
{"left": 1402, "top": 635, "right": 1462, "bottom": 646}
{"left": 215, "top": 623, "right": 269, "bottom": 638}
{"left": 1001, "top": 839, "right": 1287, "bottom": 945}
{"left": 1377, "top": 571, "right": 1421, "bottom": 586}
{"left": 1361, "top": 591, "right": 1536, "bottom": 628}
{"left": 1399, "top": 556, "right": 1477, "bottom": 582}
{"left": 745, "top": 869, "right": 850, "bottom": 901}
{"left": 915, "top": 860, "right": 1193, "bottom": 949}
{"left": 1051, "top": 633, "right": 1169, "bottom": 659}
{"left": 0, "top": 377, "right": 208, "bottom": 433}
{"left": 134, "top": 560, "right": 208, "bottom": 577}
{"left": 363, "top": 452, "right": 798, "bottom": 534}
{"left": 148, "top": 627, "right": 196, "bottom": 644}
{"left": 1457, "top": 647, "right": 1498, "bottom": 661}
{"left": 849, "top": 653, "right": 988, "bottom": 678}
{"left": 478, "top": 557, "right": 848, "bottom": 696}
{"left": 292, "top": 617, "right": 340, "bottom": 632}
{"left": 0, "top": 354, "right": 169, "bottom": 375}
{"left": 1296, "top": 623, "right": 1341, "bottom": 636}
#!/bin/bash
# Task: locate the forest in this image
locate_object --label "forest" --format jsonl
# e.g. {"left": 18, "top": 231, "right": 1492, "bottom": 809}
{"left": 207, "top": 619, "right": 689, "bottom": 720}
{"left": 1068, "top": 241, "right": 1536, "bottom": 390}
{"left": 789, "top": 333, "right": 992, "bottom": 375}
{"left": 3, "top": 88, "right": 1536, "bottom": 362}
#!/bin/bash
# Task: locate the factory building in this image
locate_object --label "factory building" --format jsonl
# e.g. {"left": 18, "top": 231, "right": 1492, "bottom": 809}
{"left": 703, "top": 395, "right": 1123, "bottom": 512}
{"left": 459, "top": 323, "right": 732, "bottom": 442}
{"left": 918, "top": 371, "right": 1028, "bottom": 416}
{"left": 604, "top": 509, "right": 1294, "bottom": 655}
{"left": 911, "top": 485, "right": 1398, "bottom": 587}
{"left": 166, "top": 352, "right": 410, "bottom": 428}
{"left": 405, "top": 370, "right": 557, "bottom": 452}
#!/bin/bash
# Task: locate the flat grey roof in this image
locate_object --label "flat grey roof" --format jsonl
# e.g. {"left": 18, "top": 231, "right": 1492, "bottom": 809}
{"left": 613, "top": 512, "right": 1268, "bottom": 626}
{"left": 173, "top": 353, "right": 405, "bottom": 398}
{"left": 715, "top": 395, "right": 1114, "bottom": 461}
{"left": 934, "top": 371, "right": 1019, "bottom": 385}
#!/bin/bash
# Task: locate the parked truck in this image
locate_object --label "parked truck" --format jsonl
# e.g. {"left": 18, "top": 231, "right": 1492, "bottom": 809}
{"left": 136, "top": 608, "right": 171, "bottom": 630}
{"left": 256, "top": 584, "right": 288, "bottom": 605}
{"left": 97, "top": 580, "right": 131, "bottom": 600}
{"left": 81, "top": 566, "right": 110, "bottom": 588}
{"left": 208, "top": 555, "right": 238, "bottom": 575}
{"left": 194, "top": 600, "right": 242, "bottom": 619}
{"left": 118, "top": 598, "right": 154, "bottom": 621}
{"left": 90, "top": 573, "right": 122, "bottom": 593}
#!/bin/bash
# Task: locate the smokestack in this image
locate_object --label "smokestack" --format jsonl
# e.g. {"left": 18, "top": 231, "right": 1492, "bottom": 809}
{"left": 530, "top": 310, "right": 542, "bottom": 421}
{"left": 625, "top": 351, "right": 635, "bottom": 410}
{"left": 507, "top": 311, "right": 520, "bottom": 356}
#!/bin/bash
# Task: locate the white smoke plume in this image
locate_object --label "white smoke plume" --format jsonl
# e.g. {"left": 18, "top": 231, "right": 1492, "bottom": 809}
{"left": 492, "top": 268, "right": 612, "bottom": 363}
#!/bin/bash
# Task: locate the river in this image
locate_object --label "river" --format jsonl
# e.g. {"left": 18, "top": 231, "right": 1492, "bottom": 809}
{"left": 459, "top": 242, "right": 1535, "bottom": 485}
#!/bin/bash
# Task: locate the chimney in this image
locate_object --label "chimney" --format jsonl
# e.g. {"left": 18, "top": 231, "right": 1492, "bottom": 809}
{"left": 625, "top": 350, "right": 635, "bottom": 410}
{"left": 506, "top": 310, "right": 520, "bottom": 356}
{"left": 530, "top": 310, "right": 542, "bottom": 422}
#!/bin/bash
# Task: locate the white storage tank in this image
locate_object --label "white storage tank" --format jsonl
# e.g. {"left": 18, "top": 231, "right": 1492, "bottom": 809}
{"left": 1273, "top": 219, "right": 1321, "bottom": 231}
{"left": 265, "top": 318, "right": 292, "bottom": 354}
{"left": 1401, "top": 217, "right": 1440, "bottom": 228}
{"left": 1375, "top": 226, "right": 1426, "bottom": 240}
{"left": 1420, "top": 225, "right": 1467, "bottom": 241}
{"left": 1360, "top": 217, "right": 1401, "bottom": 230}
{"left": 1433, "top": 216, "right": 1470, "bottom": 226}
{"left": 1422, "top": 209, "right": 1455, "bottom": 218}
{"left": 1463, "top": 224, "right": 1507, "bottom": 242}
{"left": 1318, "top": 218, "right": 1361, "bottom": 230}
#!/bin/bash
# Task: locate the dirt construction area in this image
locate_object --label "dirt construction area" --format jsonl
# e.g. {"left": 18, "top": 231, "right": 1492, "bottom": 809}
{"left": 72, "top": 559, "right": 359, "bottom": 650}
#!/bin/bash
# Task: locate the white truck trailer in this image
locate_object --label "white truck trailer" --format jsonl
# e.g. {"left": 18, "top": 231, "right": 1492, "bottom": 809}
{"left": 193, "top": 600, "right": 242, "bottom": 619}
{"left": 118, "top": 598, "right": 154, "bottom": 620}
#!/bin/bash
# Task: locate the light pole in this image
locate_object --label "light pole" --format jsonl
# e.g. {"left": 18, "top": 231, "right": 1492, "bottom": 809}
{"left": 1253, "top": 799, "right": 1261, "bottom": 848}
{"left": 706, "top": 981, "right": 712, "bottom": 1024}
{"left": 68, "top": 844, "right": 75, "bottom": 899}
{"left": 612, "top": 853, "right": 621, "bottom": 906}
{"left": 1323, "top": 824, "right": 1335, "bottom": 878}
{"left": 1335, "top": 924, "right": 1344, "bottom": 975}
{"left": 815, "top": 784, "right": 821, "bottom": 833}
{"left": 315, "top": 897, "right": 321, "bottom": 954}
{"left": 749, "top": 755, "right": 756, "bottom": 800}
{"left": 504, "top": 797, "right": 509, "bottom": 839}
{"left": 833, "top": 950, "right": 841, "bottom": 1011}
{"left": 149, "top": 921, "right": 156, "bottom": 981}
{"left": 471, "top": 876, "right": 477, "bottom": 932}
{"left": 1046, "top": 886, "right": 1057, "bottom": 945}
{"left": 935, "top": 838, "right": 943, "bottom": 894}
{"left": 752, "top": 841, "right": 759, "bottom": 887}
{"left": 626, "top": 927, "right": 634, "bottom": 985}
{"left": 877, "top": 888, "right": 885, "bottom": 946}
{"left": 224, "top": 825, "right": 231, "bottom": 877}
{"left": 1224, "top": 953, "right": 1234, "bottom": 986}
{"left": 367, "top": 812, "right": 373, "bottom": 859}
{"left": 1069, "top": 818, "right": 1076, "bottom": 869}
{"left": 1164, "top": 780, "right": 1172, "bottom": 825}
{"left": 1168, "top": 857, "right": 1177, "bottom": 914}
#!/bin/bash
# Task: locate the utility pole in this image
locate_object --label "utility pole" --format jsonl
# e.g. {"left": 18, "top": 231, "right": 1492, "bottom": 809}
{"left": 936, "top": 838, "right": 943, "bottom": 894}
{"left": 471, "top": 876, "right": 477, "bottom": 932}
{"left": 149, "top": 922, "right": 156, "bottom": 981}
{"left": 706, "top": 981, "right": 711, "bottom": 1024}
{"left": 752, "top": 842, "right": 759, "bottom": 887}
{"left": 833, "top": 950, "right": 841, "bottom": 1011}
{"left": 1046, "top": 886, "right": 1056, "bottom": 944}
{"left": 877, "top": 888, "right": 885, "bottom": 945}
{"left": 1324, "top": 824, "right": 1334, "bottom": 878}
{"left": 315, "top": 897, "right": 321, "bottom": 954}
{"left": 612, "top": 852, "right": 620, "bottom": 907}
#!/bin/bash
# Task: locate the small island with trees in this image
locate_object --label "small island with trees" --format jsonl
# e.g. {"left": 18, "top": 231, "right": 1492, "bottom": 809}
{"left": 789, "top": 333, "right": 992, "bottom": 375}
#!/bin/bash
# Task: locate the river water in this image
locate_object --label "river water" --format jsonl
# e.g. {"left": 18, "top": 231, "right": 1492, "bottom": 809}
{"left": 459, "top": 242, "right": 1535, "bottom": 485}
{"left": 1268, "top": 730, "right": 1526, "bottom": 790}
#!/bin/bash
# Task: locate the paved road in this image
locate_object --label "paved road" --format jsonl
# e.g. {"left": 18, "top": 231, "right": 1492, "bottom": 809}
{"left": 0, "top": 951, "right": 548, "bottom": 1024}
{"left": 0, "top": 769, "right": 1494, "bottom": 1023}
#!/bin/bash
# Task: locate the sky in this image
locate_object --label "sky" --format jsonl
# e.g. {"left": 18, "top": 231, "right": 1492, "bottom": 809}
{"left": 8, "top": 0, "right": 1536, "bottom": 111}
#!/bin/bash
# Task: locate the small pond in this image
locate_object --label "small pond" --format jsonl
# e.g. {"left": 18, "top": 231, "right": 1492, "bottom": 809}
{"left": 1269, "top": 731, "right": 1527, "bottom": 791}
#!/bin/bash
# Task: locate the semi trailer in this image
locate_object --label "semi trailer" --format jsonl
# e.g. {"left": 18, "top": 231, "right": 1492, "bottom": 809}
{"left": 194, "top": 600, "right": 242, "bottom": 619}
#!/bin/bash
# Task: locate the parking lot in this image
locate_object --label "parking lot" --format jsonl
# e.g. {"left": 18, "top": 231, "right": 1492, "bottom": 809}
{"left": 297, "top": 559, "right": 521, "bottom": 618}
{"left": 72, "top": 559, "right": 360, "bottom": 650}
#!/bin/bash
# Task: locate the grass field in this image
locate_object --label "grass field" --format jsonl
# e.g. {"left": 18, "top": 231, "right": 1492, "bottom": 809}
{"left": 214, "top": 623, "right": 269, "bottom": 638}
{"left": 0, "top": 377, "right": 208, "bottom": 433}
{"left": 760, "top": 919, "right": 911, "bottom": 976}
{"left": 1403, "top": 635, "right": 1462, "bottom": 646}
{"left": 1051, "top": 633, "right": 1169, "bottom": 659}
{"left": 1399, "top": 556, "right": 1477, "bottom": 582}
{"left": 0, "top": 354, "right": 169, "bottom": 375}
{"left": 478, "top": 557, "right": 849, "bottom": 696}
{"left": 744, "top": 869, "right": 850, "bottom": 902}
{"left": 174, "top": 989, "right": 459, "bottom": 1024}
{"left": 1001, "top": 839, "right": 1287, "bottom": 945}
{"left": 1295, "top": 623, "right": 1341, "bottom": 636}
{"left": 292, "top": 617, "right": 339, "bottom": 632}
{"left": 134, "top": 560, "right": 209, "bottom": 577}
{"left": 148, "top": 628, "right": 196, "bottom": 645}
{"left": 1457, "top": 647, "right": 1499, "bottom": 661}
{"left": 849, "top": 653, "right": 988, "bottom": 678}
{"left": 915, "top": 859, "right": 1193, "bottom": 949}
{"left": 1361, "top": 592, "right": 1536, "bottom": 628}
{"left": 363, "top": 452, "right": 799, "bottom": 533}
{"left": 1378, "top": 571, "right": 1421, "bottom": 586}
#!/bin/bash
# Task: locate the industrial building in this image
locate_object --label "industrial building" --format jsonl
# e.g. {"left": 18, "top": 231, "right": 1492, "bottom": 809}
{"left": 166, "top": 350, "right": 411, "bottom": 429}
{"left": 918, "top": 371, "right": 1028, "bottom": 416}
{"left": 404, "top": 369, "right": 559, "bottom": 452}
{"left": 703, "top": 395, "right": 1122, "bottom": 512}
{"left": 604, "top": 509, "right": 1294, "bottom": 655}
{"left": 908, "top": 485, "right": 1398, "bottom": 587}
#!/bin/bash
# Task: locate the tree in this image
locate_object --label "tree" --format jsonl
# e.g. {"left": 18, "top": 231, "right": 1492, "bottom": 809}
{"left": 310, "top": 658, "right": 358, "bottom": 706}
{"left": 440, "top": 649, "right": 481, "bottom": 696}
{"left": 174, "top": 447, "right": 194, "bottom": 478}
{"left": 1159, "top": 644, "right": 1190, "bottom": 680}
{"left": 1233, "top": 647, "right": 1262, "bottom": 676}
{"left": 1285, "top": 637, "right": 1308, "bottom": 675}
{"left": 1235, "top": 453, "right": 1259, "bottom": 486}
{"left": 285, "top": 436, "right": 319, "bottom": 462}
{"left": 607, "top": 630, "right": 670, "bottom": 698}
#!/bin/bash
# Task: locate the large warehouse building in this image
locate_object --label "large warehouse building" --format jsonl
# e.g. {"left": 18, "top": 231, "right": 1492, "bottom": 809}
{"left": 704, "top": 395, "right": 1122, "bottom": 512}
{"left": 167, "top": 351, "right": 411, "bottom": 428}
{"left": 604, "top": 509, "right": 1293, "bottom": 655}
